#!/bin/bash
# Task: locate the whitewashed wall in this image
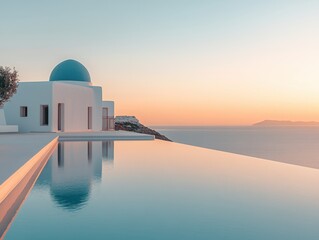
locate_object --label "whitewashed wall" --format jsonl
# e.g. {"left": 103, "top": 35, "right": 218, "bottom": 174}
{"left": 52, "top": 82, "right": 102, "bottom": 132}
{"left": 5, "top": 81, "right": 104, "bottom": 132}
{"left": 4, "top": 82, "right": 53, "bottom": 132}
{"left": 102, "top": 101, "right": 115, "bottom": 116}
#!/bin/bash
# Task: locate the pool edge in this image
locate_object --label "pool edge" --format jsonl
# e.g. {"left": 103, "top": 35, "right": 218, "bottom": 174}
{"left": 0, "top": 137, "right": 58, "bottom": 240}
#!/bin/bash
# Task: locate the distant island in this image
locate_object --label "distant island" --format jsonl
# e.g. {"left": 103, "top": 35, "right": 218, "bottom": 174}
{"left": 254, "top": 120, "right": 319, "bottom": 126}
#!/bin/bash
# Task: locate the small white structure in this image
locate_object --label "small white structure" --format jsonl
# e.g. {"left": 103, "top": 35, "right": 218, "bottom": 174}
{"left": 4, "top": 59, "right": 115, "bottom": 132}
{"left": 0, "top": 108, "right": 18, "bottom": 132}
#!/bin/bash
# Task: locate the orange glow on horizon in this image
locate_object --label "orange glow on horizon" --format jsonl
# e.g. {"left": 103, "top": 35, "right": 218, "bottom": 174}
{"left": 107, "top": 94, "right": 319, "bottom": 126}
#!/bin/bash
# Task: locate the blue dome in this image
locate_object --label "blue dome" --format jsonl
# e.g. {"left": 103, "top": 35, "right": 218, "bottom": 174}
{"left": 49, "top": 59, "right": 91, "bottom": 82}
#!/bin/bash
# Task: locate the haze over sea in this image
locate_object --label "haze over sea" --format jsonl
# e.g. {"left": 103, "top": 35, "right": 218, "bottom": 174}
{"left": 154, "top": 126, "right": 319, "bottom": 170}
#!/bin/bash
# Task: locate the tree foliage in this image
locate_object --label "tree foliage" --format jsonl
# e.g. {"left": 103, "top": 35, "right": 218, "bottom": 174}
{"left": 0, "top": 66, "right": 19, "bottom": 107}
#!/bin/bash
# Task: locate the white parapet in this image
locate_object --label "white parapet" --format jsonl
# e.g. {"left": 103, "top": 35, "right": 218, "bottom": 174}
{"left": 0, "top": 109, "right": 18, "bottom": 132}
{"left": 0, "top": 108, "right": 6, "bottom": 125}
{"left": 0, "top": 125, "right": 19, "bottom": 133}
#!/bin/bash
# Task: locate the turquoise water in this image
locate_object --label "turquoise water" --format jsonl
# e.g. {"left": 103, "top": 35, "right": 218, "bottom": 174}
{"left": 154, "top": 126, "right": 319, "bottom": 169}
{"left": 5, "top": 140, "right": 319, "bottom": 239}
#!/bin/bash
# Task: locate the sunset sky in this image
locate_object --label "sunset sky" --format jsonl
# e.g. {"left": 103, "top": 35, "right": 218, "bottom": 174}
{"left": 1, "top": 0, "right": 319, "bottom": 125}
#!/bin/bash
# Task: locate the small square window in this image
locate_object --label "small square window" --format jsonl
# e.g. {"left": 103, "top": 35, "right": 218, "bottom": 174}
{"left": 20, "top": 106, "right": 28, "bottom": 117}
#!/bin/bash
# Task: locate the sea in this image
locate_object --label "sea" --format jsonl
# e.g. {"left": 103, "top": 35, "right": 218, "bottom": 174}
{"left": 153, "top": 126, "right": 319, "bottom": 170}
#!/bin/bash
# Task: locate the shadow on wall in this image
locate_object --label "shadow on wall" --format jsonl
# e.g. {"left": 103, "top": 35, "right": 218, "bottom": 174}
{"left": 36, "top": 141, "right": 114, "bottom": 211}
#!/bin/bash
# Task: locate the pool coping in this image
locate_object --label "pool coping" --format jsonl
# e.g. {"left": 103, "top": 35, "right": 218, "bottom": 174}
{"left": 56, "top": 130, "right": 155, "bottom": 141}
{"left": 0, "top": 137, "right": 58, "bottom": 240}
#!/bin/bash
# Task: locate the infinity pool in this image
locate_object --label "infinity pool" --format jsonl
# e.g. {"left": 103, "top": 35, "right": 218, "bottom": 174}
{"left": 5, "top": 140, "right": 319, "bottom": 239}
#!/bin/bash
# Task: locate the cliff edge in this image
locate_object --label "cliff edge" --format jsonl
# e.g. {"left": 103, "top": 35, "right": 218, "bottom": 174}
{"left": 115, "top": 116, "right": 171, "bottom": 141}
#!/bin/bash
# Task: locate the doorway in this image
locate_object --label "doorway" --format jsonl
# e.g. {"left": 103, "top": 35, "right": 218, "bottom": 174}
{"left": 102, "top": 107, "right": 108, "bottom": 131}
{"left": 58, "top": 103, "right": 64, "bottom": 131}
{"left": 88, "top": 107, "right": 92, "bottom": 130}
{"left": 40, "top": 105, "right": 49, "bottom": 126}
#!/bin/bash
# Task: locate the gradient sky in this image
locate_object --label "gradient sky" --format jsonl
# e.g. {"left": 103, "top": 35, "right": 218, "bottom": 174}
{"left": 1, "top": 0, "right": 319, "bottom": 125}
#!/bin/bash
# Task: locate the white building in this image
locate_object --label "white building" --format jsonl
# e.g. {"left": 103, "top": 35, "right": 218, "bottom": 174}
{"left": 4, "top": 59, "right": 114, "bottom": 132}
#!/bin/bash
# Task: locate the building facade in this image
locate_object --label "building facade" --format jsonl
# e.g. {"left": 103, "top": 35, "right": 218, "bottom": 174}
{"left": 4, "top": 59, "right": 114, "bottom": 132}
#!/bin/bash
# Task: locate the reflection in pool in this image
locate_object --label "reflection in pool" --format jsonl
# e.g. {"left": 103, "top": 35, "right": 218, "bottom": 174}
{"left": 5, "top": 140, "right": 319, "bottom": 240}
{"left": 36, "top": 141, "right": 114, "bottom": 211}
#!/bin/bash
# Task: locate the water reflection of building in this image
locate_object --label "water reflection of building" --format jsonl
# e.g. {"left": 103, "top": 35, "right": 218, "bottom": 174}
{"left": 36, "top": 141, "right": 114, "bottom": 211}
{"left": 102, "top": 141, "right": 114, "bottom": 166}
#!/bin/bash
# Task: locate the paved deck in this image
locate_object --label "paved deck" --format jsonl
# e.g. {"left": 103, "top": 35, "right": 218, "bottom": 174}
{"left": 0, "top": 133, "right": 57, "bottom": 185}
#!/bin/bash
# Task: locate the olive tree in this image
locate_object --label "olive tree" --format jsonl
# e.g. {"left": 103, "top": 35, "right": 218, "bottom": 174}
{"left": 0, "top": 66, "right": 19, "bottom": 108}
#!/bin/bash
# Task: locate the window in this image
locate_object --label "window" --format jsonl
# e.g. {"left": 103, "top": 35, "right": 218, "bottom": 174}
{"left": 40, "top": 105, "right": 49, "bottom": 126}
{"left": 20, "top": 106, "right": 28, "bottom": 117}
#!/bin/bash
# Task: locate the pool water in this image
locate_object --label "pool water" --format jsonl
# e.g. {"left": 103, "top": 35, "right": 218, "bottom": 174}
{"left": 5, "top": 140, "right": 319, "bottom": 239}
{"left": 154, "top": 126, "right": 319, "bottom": 169}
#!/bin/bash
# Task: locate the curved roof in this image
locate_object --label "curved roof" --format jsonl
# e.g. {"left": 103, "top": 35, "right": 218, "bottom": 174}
{"left": 49, "top": 59, "right": 91, "bottom": 82}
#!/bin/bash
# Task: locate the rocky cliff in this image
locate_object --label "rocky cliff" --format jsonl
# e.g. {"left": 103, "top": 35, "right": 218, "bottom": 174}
{"left": 115, "top": 116, "right": 171, "bottom": 141}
